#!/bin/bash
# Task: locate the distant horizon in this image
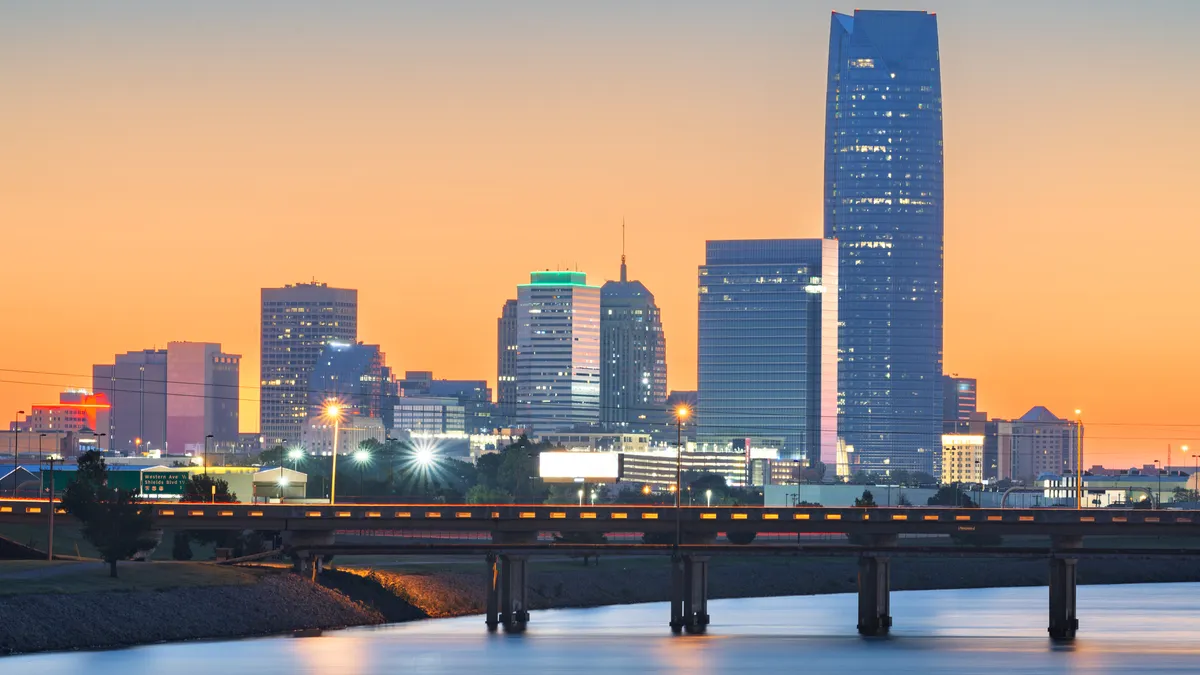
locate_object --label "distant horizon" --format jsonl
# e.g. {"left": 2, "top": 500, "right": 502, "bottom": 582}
{"left": 3, "top": 1, "right": 1200, "bottom": 467}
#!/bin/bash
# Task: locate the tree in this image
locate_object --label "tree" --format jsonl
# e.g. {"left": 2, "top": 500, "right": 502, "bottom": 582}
{"left": 799, "top": 460, "right": 827, "bottom": 484}
{"left": 171, "top": 532, "right": 194, "bottom": 560}
{"left": 61, "top": 451, "right": 157, "bottom": 578}
{"left": 466, "top": 485, "right": 513, "bottom": 504}
{"left": 896, "top": 493, "right": 913, "bottom": 507}
{"left": 849, "top": 470, "right": 875, "bottom": 486}
{"left": 927, "top": 485, "right": 976, "bottom": 508}
{"left": 258, "top": 445, "right": 285, "bottom": 467}
{"left": 910, "top": 472, "right": 938, "bottom": 487}
{"left": 854, "top": 489, "right": 877, "bottom": 507}
{"left": 182, "top": 475, "right": 238, "bottom": 503}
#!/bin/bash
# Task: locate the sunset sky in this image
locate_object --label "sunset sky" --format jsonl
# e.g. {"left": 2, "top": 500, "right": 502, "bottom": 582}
{"left": 3, "top": 1, "right": 1199, "bottom": 468}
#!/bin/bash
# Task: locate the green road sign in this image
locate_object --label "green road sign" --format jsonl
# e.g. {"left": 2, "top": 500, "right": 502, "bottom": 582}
{"left": 141, "top": 471, "right": 189, "bottom": 495}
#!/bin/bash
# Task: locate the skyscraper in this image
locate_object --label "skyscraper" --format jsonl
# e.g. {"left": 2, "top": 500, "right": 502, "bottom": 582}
{"left": 515, "top": 271, "right": 601, "bottom": 432}
{"left": 942, "top": 375, "right": 977, "bottom": 423}
{"left": 165, "top": 341, "right": 240, "bottom": 457}
{"left": 307, "top": 341, "right": 396, "bottom": 429}
{"left": 93, "top": 349, "right": 168, "bottom": 453}
{"left": 497, "top": 299, "right": 518, "bottom": 424}
{"left": 600, "top": 253, "right": 667, "bottom": 433}
{"left": 260, "top": 282, "right": 357, "bottom": 447}
{"left": 697, "top": 239, "right": 838, "bottom": 466}
{"left": 825, "top": 10, "right": 944, "bottom": 473}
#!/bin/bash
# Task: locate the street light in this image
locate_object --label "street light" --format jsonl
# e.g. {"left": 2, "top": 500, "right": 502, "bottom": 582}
{"left": 1074, "top": 409, "right": 1084, "bottom": 510}
{"left": 706, "top": 488, "right": 713, "bottom": 508}
{"left": 12, "top": 410, "right": 24, "bottom": 495}
{"left": 324, "top": 400, "right": 344, "bottom": 505}
{"left": 590, "top": 490, "right": 597, "bottom": 506}
{"left": 45, "top": 453, "right": 62, "bottom": 560}
{"left": 353, "top": 449, "right": 370, "bottom": 497}
{"left": 38, "top": 433, "right": 46, "bottom": 495}
{"left": 674, "top": 405, "right": 690, "bottom": 550}
{"left": 277, "top": 474, "right": 289, "bottom": 501}
{"left": 204, "top": 434, "right": 213, "bottom": 477}
{"left": 288, "top": 447, "right": 304, "bottom": 472}
{"left": 577, "top": 488, "right": 584, "bottom": 507}
{"left": 1185, "top": 445, "right": 1196, "bottom": 500}
{"left": 1155, "top": 459, "right": 1162, "bottom": 509}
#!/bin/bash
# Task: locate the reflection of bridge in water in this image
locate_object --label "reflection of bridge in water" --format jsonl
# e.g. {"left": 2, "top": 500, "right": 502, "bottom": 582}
{"left": 4, "top": 499, "right": 1200, "bottom": 640}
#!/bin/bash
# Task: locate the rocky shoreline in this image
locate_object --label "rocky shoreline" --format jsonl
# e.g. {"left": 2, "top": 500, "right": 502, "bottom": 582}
{"left": 6, "top": 554, "right": 1200, "bottom": 656}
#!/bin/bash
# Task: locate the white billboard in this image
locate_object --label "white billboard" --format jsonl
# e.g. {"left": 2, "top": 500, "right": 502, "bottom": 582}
{"left": 538, "top": 451, "right": 621, "bottom": 483}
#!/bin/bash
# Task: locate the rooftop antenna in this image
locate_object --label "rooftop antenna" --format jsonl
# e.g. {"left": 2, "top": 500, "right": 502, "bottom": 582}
{"left": 620, "top": 217, "right": 627, "bottom": 282}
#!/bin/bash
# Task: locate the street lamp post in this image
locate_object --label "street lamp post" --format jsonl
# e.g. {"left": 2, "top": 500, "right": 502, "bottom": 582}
{"left": 325, "top": 402, "right": 343, "bottom": 505}
{"left": 12, "top": 410, "right": 24, "bottom": 496}
{"left": 353, "top": 449, "right": 370, "bottom": 497}
{"left": 577, "top": 488, "right": 584, "bottom": 507}
{"left": 705, "top": 488, "right": 712, "bottom": 508}
{"left": 204, "top": 434, "right": 213, "bottom": 477}
{"left": 46, "top": 453, "right": 61, "bottom": 560}
{"left": 38, "top": 434, "right": 46, "bottom": 495}
{"left": 1186, "top": 445, "right": 1196, "bottom": 500}
{"left": 674, "top": 406, "right": 690, "bottom": 549}
{"left": 1074, "top": 409, "right": 1084, "bottom": 510}
{"left": 1155, "top": 460, "right": 1162, "bottom": 509}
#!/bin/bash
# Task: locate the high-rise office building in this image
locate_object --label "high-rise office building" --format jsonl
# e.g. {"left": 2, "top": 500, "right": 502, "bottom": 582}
{"left": 825, "top": 10, "right": 945, "bottom": 473}
{"left": 260, "top": 282, "right": 358, "bottom": 447}
{"left": 942, "top": 375, "right": 977, "bottom": 422}
{"left": 497, "top": 299, "right": 519, "bottom": 423}
{"left": 515, "top": 271, "right": 601, "bottom": 432}
{"left": 994, "top": 407, "right": 1082, "bottom": 485}
{"left": 600, "top": 254, "right": 667, "bottom": 433}
{"left": 93, "top": 349, "right": 168, "bottom": 453}
{"left": 696, "top": 239, "right": 838, "bottom": 467}
{"left": 395, "top": 371, "right": 494, "bottom": 434}
{"left": 308, "top": 341, "right": 396, "bottom": 429}
{"left": 165, "top": 341, "right": 240, "bottom": 457}
{"left": 24, "top": 390, "right": 111, "bottom": 451}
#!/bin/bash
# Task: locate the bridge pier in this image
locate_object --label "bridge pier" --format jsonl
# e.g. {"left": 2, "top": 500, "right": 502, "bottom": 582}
{"left": 1048, "top": 536, "right": 1082, "bottom": 641}
{"left": 485, "top": 553, "right": 500, "bottom": 631}
{"left": 499, "top": 554, "right": 530, "bottom": 632}
{"left": 857, "top": 555, "right": 892, "bottom": 636}
{"left": 669, "top": 554, "right": 710, "bottom": 634}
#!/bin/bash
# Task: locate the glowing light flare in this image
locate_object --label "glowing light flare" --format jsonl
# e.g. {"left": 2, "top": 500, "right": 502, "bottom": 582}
{"left": 675, "top": 406, "right": 690, "bottom": 421}
{"left": 353, "top": 449, "right": 370, "bottom": 464}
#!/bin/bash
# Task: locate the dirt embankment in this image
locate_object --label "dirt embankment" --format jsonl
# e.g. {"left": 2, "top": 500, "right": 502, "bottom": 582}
{"left": 0, "top": 572, "right": 383, "bottom": 655}
{"left": 327, "top": 554, "right": 1200, "bottom": 619}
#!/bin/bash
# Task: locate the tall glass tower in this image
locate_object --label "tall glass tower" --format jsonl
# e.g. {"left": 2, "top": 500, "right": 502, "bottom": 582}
{"left": 824, "top": 10, "right": 944, "bottom": 473}
{"left": 697, "top": 240, "right": 838, "bottom": 465}
{"left": 600, "top": 256, "right": 667, "bottom": 434}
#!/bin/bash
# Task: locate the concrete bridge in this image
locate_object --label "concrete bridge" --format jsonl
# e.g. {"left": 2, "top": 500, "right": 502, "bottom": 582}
{"left": 4, "top": 498, "right": 1199, "bottom": 640}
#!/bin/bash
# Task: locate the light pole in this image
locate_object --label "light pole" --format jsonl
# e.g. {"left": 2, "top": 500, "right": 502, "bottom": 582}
{"left": 590, "top": 490, "right": 597, "bottom": 506}
{"left": 1155, "top": 459, "right": 1162, "bottom": 509}
{"left": 46, "top": 453, "right": 62, "bottom": 560}
{"left": 38, "top": 434, "right": 46, "bottom": 494}
{"left": 288, "top": 448, "right": 304, "bottom": 472}
{"left": 324, "top": 401, "right": 344, "bottom": 505}
{"left": 706, "top": 488, "right": 712, "bottom": 508}
{"left": 1186, "top": 445, "right": 1195, "bottom": 500}
{"left": 577, "top": 488, "right": 584, "bottom": 507}
{"left": 12, "top": 410, "right": 24, "bottom": 496}
{"left": 354, "top": 449, "right": 370, "bottom": 497}
{"left": 277, "top": 475, "right": 289, "bottom": 501}
{"left": 674, "top": 405, "right": 690, "bottom": 549}
{"left": 1074, "top": 409, "right": 1084, "bottom": 510}
{"left": 204, "top": 434, "right": 213, "bottom": 477}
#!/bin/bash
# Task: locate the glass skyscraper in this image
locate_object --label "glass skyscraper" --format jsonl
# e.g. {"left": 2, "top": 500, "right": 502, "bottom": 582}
{"left": 824, "top": 10, "right": 944, "bottom": 473}
{"left": 260, "top": 282, "right": 358, "bottom": 447}
{"left": 697, "top": 239, "right": 838, "bottom": 466}
{"left": 600, "top": 256, "right": 667, "bottom": 434}
{"left": 308, "top": 341, "right": 396, "bottom": 430}
{"left": 515, "top": 271, "right": 601, "bottom": 433}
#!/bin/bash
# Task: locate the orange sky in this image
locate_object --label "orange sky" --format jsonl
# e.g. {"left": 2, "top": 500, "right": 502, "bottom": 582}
{"left": 2, "top": 2, "right": 1199, "bottom": 468}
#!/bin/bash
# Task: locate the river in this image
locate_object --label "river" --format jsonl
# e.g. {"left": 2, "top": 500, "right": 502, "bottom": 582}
{"left": 11, "top": 583, "right": 1200, "bottom": 673}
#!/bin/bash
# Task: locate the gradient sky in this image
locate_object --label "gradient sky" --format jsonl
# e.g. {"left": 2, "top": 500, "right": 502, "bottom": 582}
{"left": 3, "top": 1, "right": 1199, "bottom": 468}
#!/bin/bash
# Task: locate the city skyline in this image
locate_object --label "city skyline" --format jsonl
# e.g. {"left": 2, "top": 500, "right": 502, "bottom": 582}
{"left": 3, "top": 1, "right": 1200, "bottom": 467}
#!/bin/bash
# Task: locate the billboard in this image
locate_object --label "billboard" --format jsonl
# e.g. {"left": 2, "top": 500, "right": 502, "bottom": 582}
{"left": 538, "top": 451, "right": 621, "bottom": 483}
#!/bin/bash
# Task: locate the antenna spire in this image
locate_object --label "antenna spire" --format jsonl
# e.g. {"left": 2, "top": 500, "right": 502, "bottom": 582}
{"left": 620, "top": 217, "right": 628, "bottom": 282}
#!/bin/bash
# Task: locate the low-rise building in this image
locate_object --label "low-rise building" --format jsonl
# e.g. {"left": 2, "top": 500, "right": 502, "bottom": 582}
{"left": 939, "top": 434, "right": 985, "bottom": 484}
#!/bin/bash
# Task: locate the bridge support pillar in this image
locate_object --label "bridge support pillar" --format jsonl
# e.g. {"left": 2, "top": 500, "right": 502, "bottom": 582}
{"left": 857, "top": 555, "right": 891, "bottom": 636}
{"left": 499, "top": 554, "right": 529, "bottom": 632}
{"left": 1048, "top": 557, "right": 1079, "bottom": 640}
{"left": 485, "top": 553, "right": 500, "bottom": 631}
{"left": 669, "top": 554, "right": 710, "bottom": 634}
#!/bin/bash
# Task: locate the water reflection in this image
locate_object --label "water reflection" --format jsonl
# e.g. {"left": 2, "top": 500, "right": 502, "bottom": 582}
{"left": 11, "top": 583, "right": 1200, "bottom": 674}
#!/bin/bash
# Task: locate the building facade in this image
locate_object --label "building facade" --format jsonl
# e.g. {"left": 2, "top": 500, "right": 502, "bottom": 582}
{"left": 995, "top": 407, "right": 1083, "bottom": 485}
{"left": 825, "top": 10, "right": 944, "bottom": 473}
{"left": 696, "top": 239, "right": 838, "bottom": 467}
{"left": 165, "top": 341, "right": 240, "bottom": 457}
{"left": 24, "top": 390, "right": 111, "bottom": 451}
{"left": 497, "top": 299, "right": 519, "bottom": 424}
{"left": 300, "top": 415, "right": 386, "bottom": 456}
{"left": 515, "top": 271, "right": 601, "bottom": 432}
{"left": 939, "top": 433, "right": 985, "bottom": 484}
{"left": 600, "top": 257, "right": 668, "bottom": 434}
{"left": 93, "top": 349, "right": 168, "bottom": 454}
{"left": 260, "top": 282, "right": 358, "bottom": 447}
{"left": 307, "top": 341, "right": 396, "bottom": 429}
{"left": 392, "top": 397, "right": 466, "bottom": 434}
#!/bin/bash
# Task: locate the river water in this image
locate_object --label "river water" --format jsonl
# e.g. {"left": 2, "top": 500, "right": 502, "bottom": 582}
{"left": 11, "top": 583, "right": 1200, "bottom": 674}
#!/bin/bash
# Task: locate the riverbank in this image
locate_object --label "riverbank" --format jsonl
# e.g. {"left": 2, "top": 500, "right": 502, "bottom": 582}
{"left": 326, "top": 552, "right": 1200, "bottom": 621}
{"left": 6, "top": 551, "right": 1200, "bottom": 656}
{"left": 0, "top": 563, "right": 382, "bottom": 655}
